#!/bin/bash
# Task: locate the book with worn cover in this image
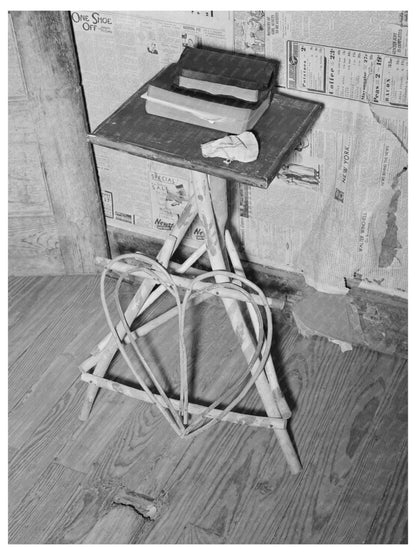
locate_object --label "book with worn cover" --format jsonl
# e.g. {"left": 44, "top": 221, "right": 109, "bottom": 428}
{"left": 175, "top": 47, "right": 277, "bottom": 102}
{"left": 144, "top": 63, "right": 273, "bottom": 134}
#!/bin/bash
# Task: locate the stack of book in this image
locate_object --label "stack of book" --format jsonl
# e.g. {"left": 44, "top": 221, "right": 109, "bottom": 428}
{"left": 143, "top": 47, "right": 278, "bottom": 134}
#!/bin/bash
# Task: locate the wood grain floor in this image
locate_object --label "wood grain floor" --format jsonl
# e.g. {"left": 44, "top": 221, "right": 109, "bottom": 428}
{"left": 8, "top": 275, "right": 408, "bottom": 544}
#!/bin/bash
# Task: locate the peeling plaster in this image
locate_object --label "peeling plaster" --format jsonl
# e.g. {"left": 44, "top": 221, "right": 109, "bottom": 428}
{"left": 379, "top": 166, "right": 407, "bottom": 268}
{"left": 367, "top": 101, "right": 408, "bottom": 153}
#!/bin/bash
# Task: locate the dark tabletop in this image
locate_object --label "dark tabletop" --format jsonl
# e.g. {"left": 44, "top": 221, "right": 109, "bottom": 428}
{"left": 89, "top": 79, "right": 323, "bottom": 189}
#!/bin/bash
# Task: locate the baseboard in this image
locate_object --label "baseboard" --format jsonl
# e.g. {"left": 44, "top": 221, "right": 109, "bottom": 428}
{"left": 107, "top": 226, "right": 407, "bottom": 358}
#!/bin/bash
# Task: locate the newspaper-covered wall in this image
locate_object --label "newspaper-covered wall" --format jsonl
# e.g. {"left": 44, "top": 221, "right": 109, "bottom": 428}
{"left": 72, "top": 10, "right": 408, "bottom": 295}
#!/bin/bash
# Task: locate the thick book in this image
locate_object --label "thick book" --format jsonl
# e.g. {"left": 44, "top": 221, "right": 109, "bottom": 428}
{"left": 144, "top": 63, "right": 272, "bottom": 134}
{"left": 175, "top": 47, "right": 277, "bottom": 102}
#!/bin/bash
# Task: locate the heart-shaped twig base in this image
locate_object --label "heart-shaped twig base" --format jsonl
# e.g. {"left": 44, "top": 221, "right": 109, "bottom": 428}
{"left": 100, "top": 254, "right": 273, "bottom": 438}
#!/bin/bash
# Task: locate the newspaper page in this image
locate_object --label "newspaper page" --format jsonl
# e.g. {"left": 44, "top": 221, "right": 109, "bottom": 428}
{"left": 232, "top": 10, "right": 407, "bottom": 294}
{"left": 238, "top": 94, "right": 407, "bottom": 293}
{"left": 94, "top": 146, "right": 205, "bottom": 244}
{"left": 262, "top": 11, "right": 408, "bottom": 86}
{"left": 71, "top": 11, "right": 233, "bottom": 129}
{"left": 94, "top": 145, "right": 153, "bottom": 232}
{"left": 72, "top": 11, "right": 232, "bottom": 245}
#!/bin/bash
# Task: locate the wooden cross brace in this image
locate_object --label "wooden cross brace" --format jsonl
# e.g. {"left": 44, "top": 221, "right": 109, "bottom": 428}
{"left": 79, "top": 170, "right": 301, "bottom": 474}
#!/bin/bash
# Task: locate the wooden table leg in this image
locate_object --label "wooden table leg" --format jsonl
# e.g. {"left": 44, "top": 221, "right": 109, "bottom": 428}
{"left": 191, "top": 170, "right": 301, "bottom": 474}
{"left": 224, "top": 229, "right": 291, "bottom": 419}
{"left": 79, "top": 197, "right": 198, "bottom": 421}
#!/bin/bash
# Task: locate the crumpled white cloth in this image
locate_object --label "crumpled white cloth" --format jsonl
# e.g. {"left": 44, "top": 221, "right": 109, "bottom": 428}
{"left": 201, "top": 131, "right": 259, "bottom": 165}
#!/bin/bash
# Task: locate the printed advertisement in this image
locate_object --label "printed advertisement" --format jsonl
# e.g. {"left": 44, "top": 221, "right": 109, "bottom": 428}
{"left": 286, "top": 42, "right": 408, "bottom": 107}
{"left": 149, "top": 166, "right": 190, "bottom": 233}
{"left": 234, "top": 11, "right": 266, "bottom": 55}
{"left": 149, "top": 162, "right": 205, "bottom": 244}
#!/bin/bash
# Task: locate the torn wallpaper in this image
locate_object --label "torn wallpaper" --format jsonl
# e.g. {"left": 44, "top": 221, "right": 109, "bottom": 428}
{"left": 72, "top": 10, "right": 408, "bottom": 296}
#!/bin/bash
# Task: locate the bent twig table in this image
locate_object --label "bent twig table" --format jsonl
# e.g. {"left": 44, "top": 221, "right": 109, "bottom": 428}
{"left": 79, "top": 79, "right": 322, "bottom": 474}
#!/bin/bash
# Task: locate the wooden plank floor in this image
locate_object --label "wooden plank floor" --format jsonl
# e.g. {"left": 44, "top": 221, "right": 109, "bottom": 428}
{"left": 8, "top": 275, "right": 408, "bottom": 544}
